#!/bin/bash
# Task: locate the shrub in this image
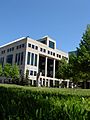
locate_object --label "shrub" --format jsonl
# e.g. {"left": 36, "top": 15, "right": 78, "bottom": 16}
{"left": 0, "top": 84, "right": 90, "bottom": 120}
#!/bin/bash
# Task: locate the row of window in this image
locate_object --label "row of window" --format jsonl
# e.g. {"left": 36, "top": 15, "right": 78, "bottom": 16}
{"left": 16, "top": 44, "right": 25, "bottom": 49}
{"left": 15, "top": 52, "right": 24, "bottom": 65}
{"left": 27, "top": 52, "right": 37, "bottom": 66}
{"left": 1, "top": 44, "right": 25, "bottom": 55}
{"left": 7, "top": 47, "right": 14, "bottom": 53}
{"left": 48, "top": 50, "right": 55, "bottom": 56}
{"left": 57, "top": 54, "right": 61, "bottom": 58}
{"left": 30, "top": 70, "right": 37, "bottom": 76}
{"left": 1, "top": 50, "right": 5, "bottom": 54}
{"left": 28, "top": 43, "right": 38, "bottom": 50}
{"left": 40, "top": 48, "right": 46, "bottom": 53}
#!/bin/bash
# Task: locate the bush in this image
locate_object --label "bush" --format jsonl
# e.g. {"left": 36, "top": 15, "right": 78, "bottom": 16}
{"left": 0, "top": 84, "right": 90, "bottom": 120}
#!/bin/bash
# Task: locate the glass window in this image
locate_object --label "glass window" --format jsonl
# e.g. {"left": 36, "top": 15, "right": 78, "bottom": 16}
{"left": 17, "top": 53, "right": 20, "bottom": 65}
{"left": 27, "top": 52, "right": 30, "bottom": 65}
{"left": 28, "top": 43, "right": 31, "bottom": 47}
{"left": 21, "top": 52, "right": 23, "bottom": 65}
{"left": 22, "top": 44, "right": 25, "bottom": 48}
{"left": 53, "top": 53, "right": 55, "bottom": 56}
{"left": 16, "top": 46, "right": 18, "bottom": 49}
{"left": 7, "top": 49, "right": 9, "bottom": 52}
{"left": 36, "top": 46, "right": 38, "bottom": 50}
{"left": 51, "top": 52, "right": 52, "bottom": 55}
{"left": 31, "top": 53, "right": 34, "bottom": 65}
{"left": 49, "top": 41, "right": 55, "bottom": 49}
{"left": 12, "top": 47, "right": 14, "bottom": 51}
{"left": 34, "top": 71, "right": 37, "bottom": 76}
{"left": 59, "top": 55, "right": 61, "bottom": 58}
{"left": 30, "top": 70, "right": 33, "bottom": 75}
{"left": 32, "top": 45, "right": 34, "bottom": 49}
{"left": 43, "top": 49, "right": 46, "bottom": 53}
{"left": 40, "top": 48, "right": 42, "bottom": 51}
{"left": 35, "top": 54, "right": 37, "bottom": 66}
{"left": 48, "top": 51, "right": 50, "bottom": 54}
{"left": 6, "top": 54, "right": 13, "bottom": 65}
{"left": 15, "top": 54, "right": 18, "bottom": 64}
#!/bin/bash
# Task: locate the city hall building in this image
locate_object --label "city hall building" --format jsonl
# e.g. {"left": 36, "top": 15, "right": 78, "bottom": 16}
{"left": 0, "top": 36, "right": 69, "bottom": 87}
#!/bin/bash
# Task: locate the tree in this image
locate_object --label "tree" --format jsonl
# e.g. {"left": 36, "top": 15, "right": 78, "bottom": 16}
{"left": 56, "top": 58, "right": 68, "bottom": 80}
{"left": 11, "top": 64, "right": 20, "bottom": 83}
{"left": 0, "top": 64, "right": 2, "bottom": 76}
{"left": 76, "top": 25, "right": 90, "bottom": 87}
{"left": 3, "top": 64, "right": 12, "bottom": 78}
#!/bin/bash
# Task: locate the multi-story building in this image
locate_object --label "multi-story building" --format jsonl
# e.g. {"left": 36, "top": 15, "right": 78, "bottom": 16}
{"left": 0, "top": 36, "right": 68, "bottom": 87}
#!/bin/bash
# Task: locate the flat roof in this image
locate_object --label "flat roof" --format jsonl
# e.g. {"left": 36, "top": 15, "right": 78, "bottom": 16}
{"left": 0, "top": 37, "right": 26, "bottom": 48}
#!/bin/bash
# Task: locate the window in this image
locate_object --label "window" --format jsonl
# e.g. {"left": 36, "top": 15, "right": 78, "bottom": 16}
{"left": 51, "top": 52, "right": 52, "bottom": 55}
{"left": 17, "top": 53, "right": 20, "bottom": 65}
{"left": 15, "top": 54, "right": 18, "bottom": 64}
{"left": 40, "top": 48, "right": 42, "bottom": 52}
{"left": 34, "top": 71, "right": 37, "bottom": 76}
{"left": 57, "top": 54, "right": 58, "bottom": 57}
{"left": 30, "top": 70, "right": 33, "bottom": 75}
{"left": 36, "top": 46, "right": 38, "bottom": 50}
{"left": 16, "top": 46, "right": 18, "bottom": 49}
{"left": 21, "top": 52, "right": 23, "bottom": 65}
{"left": 7, "top": 49, "right": 9, "bottom": 52}
{"left": 35, "top": 54, "right": 37, "bottom": 66}
{"left": 6, "top": 54, "right": 13, "bottom": 65}
{"left": 49, "top": 41, "right": 55, "bottom": 49}
{"left": 31, "top": 53, "right": 34, "bottom": 65}
{"left": 59, "top": 55, "right": 61, "bottom": 58}
{"left": 48, "top": 51, "right": 50, "bottom": 54}
{"left": 27, "top": 52, "right": 31, "bottom": 65}
{"left": 43, "top": 49, "right": 46, "bottom": 53}
{"left": 53, "top": 53, "right": 55, "bottom": 56}
{"left": 22, "top": 44, "right": 25, "bottom": 48}
{"left": 32, "top": 45, "right": 34, "bottom": 49}
{"left": 28, "top": 43, "right": 31, "bottom": 47}
{"left": 12, "top": 47, "right": 14, "bottom": 51}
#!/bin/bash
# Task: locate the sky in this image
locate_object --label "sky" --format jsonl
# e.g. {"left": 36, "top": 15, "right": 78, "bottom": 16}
{"left": 0, "top": 0, "right": 90, "bottom": 52}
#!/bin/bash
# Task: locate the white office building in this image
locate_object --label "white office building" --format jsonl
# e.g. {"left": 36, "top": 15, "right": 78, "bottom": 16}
{"left": 0, "top": 36, "right": 68, "bottom": 87}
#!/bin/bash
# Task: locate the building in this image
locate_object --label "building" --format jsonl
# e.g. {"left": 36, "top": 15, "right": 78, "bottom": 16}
{"left": 0, "top": 36, "right": 68, "bottom": 87}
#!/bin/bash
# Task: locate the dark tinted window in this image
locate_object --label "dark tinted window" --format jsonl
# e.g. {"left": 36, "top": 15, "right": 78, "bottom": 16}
{"left": 49, "top": 41, "right": 55, "bottom": 49}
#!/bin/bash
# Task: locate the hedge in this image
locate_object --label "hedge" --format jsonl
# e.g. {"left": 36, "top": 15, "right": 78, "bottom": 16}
{"left": 0, "top": 84, "right": 90, "bottom": 120}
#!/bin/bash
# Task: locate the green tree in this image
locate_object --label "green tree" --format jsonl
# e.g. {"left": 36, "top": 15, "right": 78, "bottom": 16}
{"left": 3, "top": 64, "right": 12, "bottom": 78}
{"left": 0, "top": 64, "right": 2, "bottom": 76}
{"left": 76, "top": 25, "right": 90, "bottom": 87}
{"left": 11, "top": 64, "right": 20, "bottom": 83}
{"left": 56, "top": 58, "right": 68, "bottom": 80}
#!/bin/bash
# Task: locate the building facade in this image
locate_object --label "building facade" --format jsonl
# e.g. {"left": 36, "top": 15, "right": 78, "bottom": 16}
{"left": 0, "top": 36, "right": 68, "bottom": 87}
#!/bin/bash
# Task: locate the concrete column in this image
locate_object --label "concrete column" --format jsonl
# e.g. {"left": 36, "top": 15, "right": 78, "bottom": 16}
{"left": 37, "top": 54, "right": 39, "bottom": 74}
{"left": 53, "top": 80, "right": 55, "bottom": 87}
{"left": 45, "top": 57, "right": 47, "bottom": 77}
{"left": 53, "top": 59, "right": 55, "bottom": 78}
{"left": 48, "top": 79, "right": 50, "bottom": 87}
{"left": 67, "top": 80, "right": 69, "bottom": 88}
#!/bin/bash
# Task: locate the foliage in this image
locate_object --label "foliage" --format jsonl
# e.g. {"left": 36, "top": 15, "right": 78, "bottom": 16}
{"left": 76, "top": 25, "right": 90, "bottom": 81}
{"left": 0, "top": 64, "right": 2, "bottom": 76}
{"left": 0, "top": 84, "right": 90, "bottom": 120}
{"left": 56, "top": 58, "right": 68, "bottom": 79}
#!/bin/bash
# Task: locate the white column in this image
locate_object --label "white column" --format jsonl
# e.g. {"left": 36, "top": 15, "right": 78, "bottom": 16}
{"left": 53, "top": 80, "right": 55, "bottom": 87}
{"left": 48, "top": 79, "right": 50, "bottom": 87}
{"left": 53, "top": 59, "right": 55, "bottom": 78}
{"left": 45, "top": 57, "right": 47, "bottom": 77}
{"left": 37, "top": 54, "right": 39, "bottom": 74}
{"left": 67, "top": 80, "right": 69, "bottom": 88}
